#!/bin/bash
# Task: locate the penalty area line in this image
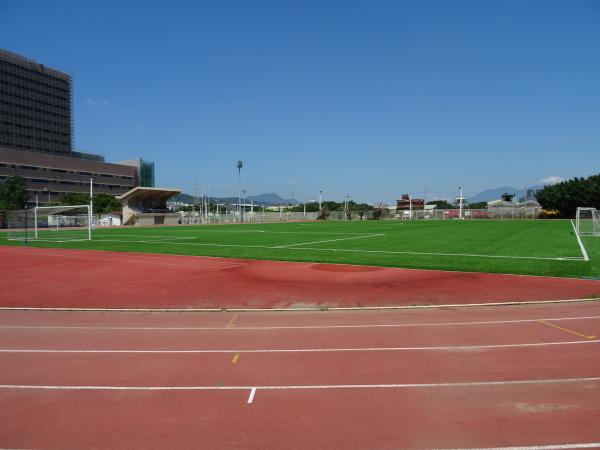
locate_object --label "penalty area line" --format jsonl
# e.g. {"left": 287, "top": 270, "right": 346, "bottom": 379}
{"left": 273, "top": 233, "right": 386, "bottom": 248}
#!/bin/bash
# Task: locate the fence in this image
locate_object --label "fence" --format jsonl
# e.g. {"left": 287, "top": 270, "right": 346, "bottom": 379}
{"left": 178, "top": 211, "right": 320, "bottom": 225}
{"left": 393, "top": 208, "right": 541, "bottom": 220}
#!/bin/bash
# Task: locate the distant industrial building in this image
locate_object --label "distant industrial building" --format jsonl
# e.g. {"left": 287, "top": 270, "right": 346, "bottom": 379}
{"left": 0, "top": 49, "right": 153, "bottom": 205}
{"left": 396, "top": 194, "right": 424, "bottom": 211}
{"left": 116, "top": 158, "right": 155, "bottom": 187}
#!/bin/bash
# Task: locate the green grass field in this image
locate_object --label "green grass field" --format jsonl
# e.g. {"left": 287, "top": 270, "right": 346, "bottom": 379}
{"left": 2, "top": 219, "right": 599, "bottom": 278}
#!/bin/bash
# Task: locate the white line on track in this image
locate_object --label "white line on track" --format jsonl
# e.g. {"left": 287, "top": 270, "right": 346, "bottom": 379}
{"left": 273, "top": 233, "right": 386, "bottom": 248}
{"left": 247, "top": 387, "right": 256, "bottom": 404}
{"left": 443, "top": 444, "right": 600, "bottom": 450}
{"left": 0, "top": 376, "right": 598, "bottom": 391}
{"left": 1, "top": 339, "right": 598, "bottom": 353}
{"left": 2, "top": 315, "right": 599, "bottom": 331}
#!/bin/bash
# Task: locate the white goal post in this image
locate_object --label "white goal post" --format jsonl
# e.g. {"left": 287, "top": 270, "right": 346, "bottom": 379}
{"left": 575, "top": 207, "right": 600, "bottom": 237}
{"left": 7, "top": 204, "right": 92, "bottom": 241}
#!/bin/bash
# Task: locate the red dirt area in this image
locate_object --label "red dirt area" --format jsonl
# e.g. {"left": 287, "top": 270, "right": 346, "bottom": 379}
{"left": 1, "top": 246, "right": 600, "bottom": 309}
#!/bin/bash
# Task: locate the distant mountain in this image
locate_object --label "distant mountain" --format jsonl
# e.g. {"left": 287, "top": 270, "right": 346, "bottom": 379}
{"left": 468, "top": 185, "right": 542, "bottom": 203}
{"left": 468, "top": 187, "right": 522, "bottom": 203}
{"left": 247, "top": 193, "right": 297, "bottom": 204}
{"left": 173, "top": 192, "right": 297, "bottom": 205}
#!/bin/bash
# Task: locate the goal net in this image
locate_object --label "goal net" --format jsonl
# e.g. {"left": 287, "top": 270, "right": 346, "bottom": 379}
{"left": 6, "top": 205, "right": 92, "bottom": 242}
{"left": 576, "top": 207, "right": 600, "bottom": 236}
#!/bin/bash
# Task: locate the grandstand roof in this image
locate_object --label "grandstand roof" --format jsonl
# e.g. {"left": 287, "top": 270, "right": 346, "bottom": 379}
{"left": 116, "top": 187, "right": 181, "bottom": 202}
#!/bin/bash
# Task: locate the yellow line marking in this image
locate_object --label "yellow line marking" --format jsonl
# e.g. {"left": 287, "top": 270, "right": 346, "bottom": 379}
{"left": 539, "top": 320, "right": 596, "bottom": 340}
{"left": 232, "top": 353, "right": 240, "bottom": 364}
{"left": 226, "top": 313, "right": 239, "bottom": 328}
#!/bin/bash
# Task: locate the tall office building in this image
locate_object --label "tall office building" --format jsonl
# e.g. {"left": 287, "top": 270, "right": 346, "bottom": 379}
{"left": 0, "top": 49, "right": 154, "bottom": 205}
{"left": 0, "top": 49, "right": 72, "bottom": 155}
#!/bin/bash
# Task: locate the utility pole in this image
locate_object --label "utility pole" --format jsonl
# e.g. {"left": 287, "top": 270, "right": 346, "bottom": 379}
{"left": 319, "top": 190, "right": 322, "bottom": 212}
{"left": 458, "top": 186, "right": 464, "bottom": 220}
{"left": 89, "top": 178, "right": 93, "bottom": 240}
{"left": 237, "top": 161, "right": 243, "bottom": 222}
{"left": 242, "top": 189, "right": 246, "bottom": 223}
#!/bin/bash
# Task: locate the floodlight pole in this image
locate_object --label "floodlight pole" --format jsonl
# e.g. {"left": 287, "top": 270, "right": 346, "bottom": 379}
{"left": 237, "top": 161, "right": 243, "bottom": 223}
{"left": 409, "top": 195, "right": 413, "bottom": 220}
{"left": 319, "top": 190, "right": 322, "bottom": 212}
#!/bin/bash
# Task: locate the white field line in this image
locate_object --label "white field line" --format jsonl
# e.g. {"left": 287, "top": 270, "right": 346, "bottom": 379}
{"left": 571, "top": 220, "right": 590, "bottom": 262}
{"left": 274, "top": 233, "right": 386, "bottom": 248}
{"left": 91, "top": 234, "right": 195, "bottom": 239}
{"left": 444, "top": 444, "right": 600, "bottom": 450}
{"left": 192, "top": 230, "right": 384, "bottom": 235}
{"left": 1, "top": 339, "right": 598, "bottom": 353}
{"left": 0, "top": 376, "right": 598, "bottom": 391}
{"left": 2, "top": 315, "right": 600, "bottom": 331}
{"left": 281, "top": 246, "right": 585, "bottom": 262}
{"left": 84, "top": 238, "right": 583, "bottom": 262}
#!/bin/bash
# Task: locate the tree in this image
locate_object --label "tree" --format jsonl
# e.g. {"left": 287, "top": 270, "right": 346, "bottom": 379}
{"left": 0, "top": 176, "right": 27, "bottom": 210}
{"left": 469, "top": 201, "right": 488, "bottom": 209}
{"left": 371, "top": 202, "right": 388, "bottom": 220}
{"left": 93, "top": 193, "right": 122, "bottom": 214}
{"left": 61, "top": 192, "right": 89, "bottom": 206}
{"left": 536, "top": 174, "right": 600, "bottom": 217}
{"left": 60, "top": 192, "right": 121, "bottom": 215}
{"left": 426, "top": 200, "right": 455, "bottom": 209}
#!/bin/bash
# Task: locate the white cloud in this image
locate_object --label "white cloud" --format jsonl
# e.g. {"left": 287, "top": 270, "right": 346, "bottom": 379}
{"left": 539, "top": 175, "right": 564, "bottom": 185}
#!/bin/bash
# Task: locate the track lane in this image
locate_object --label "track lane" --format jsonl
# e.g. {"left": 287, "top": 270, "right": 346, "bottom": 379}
{"left": 1, "top": 380, "right": 599, "bottom": 450}
{"left": 1, "top": 300, "right": 599, "bottom": 329}
{"left": 1, "top": 342, "right": 599, "bottom": 387}
{"left": 0, "top": 315, "right": 598, "bottom": 351}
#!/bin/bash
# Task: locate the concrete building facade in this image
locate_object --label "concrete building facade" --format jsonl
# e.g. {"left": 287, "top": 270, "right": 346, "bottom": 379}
{"left": 0, "top": 49, "right": 152, "bottom": 206}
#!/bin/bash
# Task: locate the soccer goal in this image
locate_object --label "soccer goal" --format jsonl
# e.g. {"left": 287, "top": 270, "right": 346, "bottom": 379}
{"left": 575, "top": 207, "right": 600, "bottom": 237}
{"left": 7, "top": 205, "right": 92, "bottom": 242}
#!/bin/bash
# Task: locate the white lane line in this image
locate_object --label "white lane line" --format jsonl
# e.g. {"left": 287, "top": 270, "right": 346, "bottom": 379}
{"left": 445, "top": 444, "right": 600, "bottom": 450}
{"left": 1, "top": 339, "right": 598, "bottom": 353}
{"left": 247, "top": 387, "right": 256, "bottom": 404}
{"left": 1, "top": 377, "right": 599, "bottom": 391}
{"left": 273, "top": 233, "right": 386, "bottom": 248}
{"left": 2, "top": 315, "right": 599, "bottom": 331}
{"left": 571, "top": 220, "right": 590, "bottom": 262}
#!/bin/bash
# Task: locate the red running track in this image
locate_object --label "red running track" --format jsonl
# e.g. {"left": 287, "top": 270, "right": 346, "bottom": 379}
{"left": 1, "top": 246, "right": 600, "bottom": 309}
{"left": 0, "top": 301, "right": 600, "bottom": 449}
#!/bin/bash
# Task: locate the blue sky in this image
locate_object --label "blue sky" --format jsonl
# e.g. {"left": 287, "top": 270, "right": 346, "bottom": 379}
{"left": 1, "top": 0, "right": 599, "bottom": 203}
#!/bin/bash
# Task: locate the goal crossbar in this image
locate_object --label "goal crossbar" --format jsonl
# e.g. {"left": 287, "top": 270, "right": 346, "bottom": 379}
{"left": 7, "top": 204, "right": 92, "bottom": 241}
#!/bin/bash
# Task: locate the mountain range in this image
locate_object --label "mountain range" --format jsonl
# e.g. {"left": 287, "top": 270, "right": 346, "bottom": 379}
{"left": 467, "top": 185, "right": 542, "bottom": 203}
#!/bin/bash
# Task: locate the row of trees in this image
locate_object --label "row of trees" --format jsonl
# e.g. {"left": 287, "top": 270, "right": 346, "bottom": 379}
{"left": 426, "top": 200, "right": 488, "bottom": 209}
{"left": 536, "top": 174, "right": 600, "bottom": 217}
{"left": 0, "top": 176, "right": 121, "bottom": 215}
{"left": 0, "top": 176, "right": 27, "bottom": 211}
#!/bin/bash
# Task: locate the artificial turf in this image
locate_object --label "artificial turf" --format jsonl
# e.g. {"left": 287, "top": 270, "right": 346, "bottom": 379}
{"left": 1, "top": 219, "right": 599, "bottom": 279}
